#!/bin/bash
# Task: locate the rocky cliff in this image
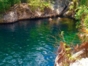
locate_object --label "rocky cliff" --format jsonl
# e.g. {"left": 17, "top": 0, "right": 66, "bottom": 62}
{"left": 0, "top": 0, "right": 71, "bottom": 23}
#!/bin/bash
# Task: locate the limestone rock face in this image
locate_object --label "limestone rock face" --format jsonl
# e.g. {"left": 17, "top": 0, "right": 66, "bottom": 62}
{"left": 0, "top": 0, "right": 71, "bottom": 23}
{"left": 54, "top": 0, "right": 70, "bottom": 14}
{"left": 4, "top": 11, "right": 18, "bottom": 23}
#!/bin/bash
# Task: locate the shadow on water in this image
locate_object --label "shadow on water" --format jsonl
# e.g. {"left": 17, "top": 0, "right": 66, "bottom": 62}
{"left": 0, "top": 18, "right": 80, "bottom": 66}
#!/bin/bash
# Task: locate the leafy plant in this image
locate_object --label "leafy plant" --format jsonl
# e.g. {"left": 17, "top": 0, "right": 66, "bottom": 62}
{"left": 75, "top": 5, "right": 88, "bottom": 29}
{"left": 75, "top": 5, "right": 88, "bottom": 19}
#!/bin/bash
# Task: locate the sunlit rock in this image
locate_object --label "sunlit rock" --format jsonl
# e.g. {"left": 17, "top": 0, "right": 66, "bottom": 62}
{"left": 4, "top": 11, "right": 18, "bottom": 23}
{"left": 70, "top": 58, "right": 88, "bottom": 66}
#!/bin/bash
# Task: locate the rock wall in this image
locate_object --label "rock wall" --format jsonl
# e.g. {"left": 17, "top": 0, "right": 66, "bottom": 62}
{"left": 0, "top": 0, "right": 71, "bottom": 23}
{"left": 4, "top": 11, "right": 18, "bottom": 23}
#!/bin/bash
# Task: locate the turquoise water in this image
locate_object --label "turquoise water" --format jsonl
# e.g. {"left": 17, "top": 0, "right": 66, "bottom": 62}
{"left": 0, "top": 18, "right": 80, "bottom": 66}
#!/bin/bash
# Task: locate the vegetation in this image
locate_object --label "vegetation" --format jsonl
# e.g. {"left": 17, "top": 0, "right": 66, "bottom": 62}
{"left": 27, "top": 0, "right": 52, "bottom": 11}
{"left": 66, "top": 0, "right": 88, "bottom": 36}
{"left": 0, "top": 0, "right": 52, "bottom": 13}
{"left": 74, "top": 0, "right": 88, "bottom": 37}
{"left": 55, "top": 41, "right": 88, "bottom": 66}
{"left": 55, "top": 0, "right": 88, "bottom": 66}
{"left": 75, "top": 5, "right": 88, "bottom": 28}
{"left": 80, "top": 0, "right": 88, "bottom": 6}
{"left": 0, "top": 0, "right": 21, "bottom": 13}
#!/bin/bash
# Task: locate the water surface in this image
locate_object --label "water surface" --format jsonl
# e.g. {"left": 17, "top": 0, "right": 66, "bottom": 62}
{"left": 0, "top": 18, "right": 80, "bottom": 66}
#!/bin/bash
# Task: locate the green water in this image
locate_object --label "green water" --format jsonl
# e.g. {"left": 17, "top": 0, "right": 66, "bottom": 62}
{"left": 0, "top": 18, "right": 80, "bottom": 66}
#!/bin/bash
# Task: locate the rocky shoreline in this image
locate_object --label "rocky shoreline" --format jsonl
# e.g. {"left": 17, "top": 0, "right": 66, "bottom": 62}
{"left": 0, "top": 1, "right": 72, "bottom": 23}
{"left": 0, "top": 0, "right": 72, "bottom": 23}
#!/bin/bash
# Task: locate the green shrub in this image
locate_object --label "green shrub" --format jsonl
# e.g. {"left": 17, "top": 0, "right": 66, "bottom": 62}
{"left": 75, "top": 5, "right": 88, "bottom": 29}
{"left": 75, "top": 5, "right": 88, "bottom": 19}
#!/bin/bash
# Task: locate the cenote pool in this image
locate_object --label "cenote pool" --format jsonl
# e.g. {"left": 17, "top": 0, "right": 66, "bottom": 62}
{"left": 0, "top": 18, "right": 80, "bottom": 66}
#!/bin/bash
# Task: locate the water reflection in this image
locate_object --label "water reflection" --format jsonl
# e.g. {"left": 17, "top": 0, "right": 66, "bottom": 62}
{"left": 0, "top": 18, "right": 78, "bottom": 66}
{"left": 48, "top": 18, "right": 60, "bottom": 27}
